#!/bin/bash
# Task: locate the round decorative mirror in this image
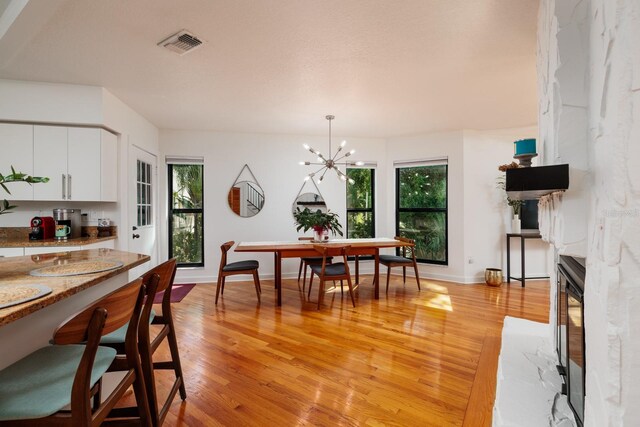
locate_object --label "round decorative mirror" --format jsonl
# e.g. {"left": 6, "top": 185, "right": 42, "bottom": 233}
{"left": 228, "top": 165, "right": 265, "bottom": 218}
{"left": 292, "top": 192, "right": 327, "bottom": 215}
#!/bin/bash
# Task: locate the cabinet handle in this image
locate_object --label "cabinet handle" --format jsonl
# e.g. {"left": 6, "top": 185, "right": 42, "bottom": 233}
{"left": 68, "top": 174, "right": 72, "bottom": 200}
{"left": 62, "top": 174, "right": 66, "bottom": 199}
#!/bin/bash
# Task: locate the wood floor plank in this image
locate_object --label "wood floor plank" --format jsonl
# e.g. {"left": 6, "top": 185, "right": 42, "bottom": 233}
{"left": 121, "top": 275, "right": 549, "bottom": 426}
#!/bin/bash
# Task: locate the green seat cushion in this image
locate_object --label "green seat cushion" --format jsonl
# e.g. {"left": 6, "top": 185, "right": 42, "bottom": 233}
{"left": 0, "top": 344, "right": 116, "bottom": 421}
{"left": 101, "top": 308, "right": 156, "bottom": 344}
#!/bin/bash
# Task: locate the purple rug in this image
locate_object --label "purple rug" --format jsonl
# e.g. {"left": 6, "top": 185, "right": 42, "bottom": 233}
{"left": 153, "top": 284, "right": 196, "bottom": 304}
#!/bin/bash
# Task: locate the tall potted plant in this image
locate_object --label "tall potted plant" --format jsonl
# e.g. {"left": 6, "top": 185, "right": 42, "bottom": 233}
{"left": 0, "top": 167, "right": 49, "bottom": 215}
{"left": 293, "top": 207, "right": 343, "bottom": 242}
{"left": 497, "top": 161, "right": 524, "bottom": 232}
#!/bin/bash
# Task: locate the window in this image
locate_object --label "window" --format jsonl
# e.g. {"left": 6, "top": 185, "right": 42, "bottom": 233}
{"left": 346, "top": 168, "right": 375, "bottom": 238}
{"left": 395, "top": 163, "right": 448, "bottom": 264}
{"left": 168, "top": 163, "right": 204, "bottom": 267}
{"left": 136, "top": 160, "right": 152, "bottom": 227}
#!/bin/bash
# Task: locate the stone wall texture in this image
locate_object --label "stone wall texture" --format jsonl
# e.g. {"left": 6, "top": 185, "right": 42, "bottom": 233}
{"left": 538, "top": 0, "right": 640, "bottom": 425}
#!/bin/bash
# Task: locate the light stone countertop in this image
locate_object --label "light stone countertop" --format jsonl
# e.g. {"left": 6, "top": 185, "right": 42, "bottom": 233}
{"left": 0, "top": 249, "right": 149, "bottom": 327}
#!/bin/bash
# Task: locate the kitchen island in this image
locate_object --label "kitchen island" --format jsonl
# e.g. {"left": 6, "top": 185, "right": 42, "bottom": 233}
{"left": 0, "top": 249, "right": 149, "bottom": 369}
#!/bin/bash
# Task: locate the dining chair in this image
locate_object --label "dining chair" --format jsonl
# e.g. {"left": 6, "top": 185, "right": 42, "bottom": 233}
{"left": 0, "top": 278, "right": 152, "bottom": 427}
{"left": 297, "top": 237, "right": 333, "bottom": 291}
{"left": 216, "top": 241, "right": 261, "bottom": 304}
{"left": 101, "top": 258, "right": 186, "bottom": 427}
{"left": 379, "top": 236, "right": 421, "bottom": 293}
{"left": 307, "top": 244, "right": 355, "bottom": 309}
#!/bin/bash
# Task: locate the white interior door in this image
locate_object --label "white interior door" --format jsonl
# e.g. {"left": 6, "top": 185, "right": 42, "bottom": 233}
{"left": 128, "top": 144, "right": 157, "bottom": 279}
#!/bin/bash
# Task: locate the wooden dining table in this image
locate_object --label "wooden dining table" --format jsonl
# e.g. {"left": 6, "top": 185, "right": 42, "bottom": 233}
{"left": 235, "top": 237, "right": 411, "bottom": 306}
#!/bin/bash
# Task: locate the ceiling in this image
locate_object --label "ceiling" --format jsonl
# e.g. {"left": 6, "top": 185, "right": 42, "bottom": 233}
{"left": 0, "top": 0, "right": 539, "bottom": 137}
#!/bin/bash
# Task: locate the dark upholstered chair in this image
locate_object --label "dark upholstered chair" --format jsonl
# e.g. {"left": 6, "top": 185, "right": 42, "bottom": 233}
{"left": 297, "top": 237, "right": 333, "bottom": 291}
{"left": 0, "top": 278, "right": 151, "bottom": 426}
{"left": 215, "top": 241, "right": 261, "bottom": 304}
{"left": 308, "top": 245, "right": 355, "bottom": 309}
{"left": 379, "top": 236, "right": 421, "bottom": 293}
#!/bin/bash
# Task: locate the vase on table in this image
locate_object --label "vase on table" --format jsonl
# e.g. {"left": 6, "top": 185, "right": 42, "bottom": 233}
{"left": 511, "top": 214, "right": 521, "bottom": 234}
{"left": 313, "top": 227, "right": 329, "bottom": 243}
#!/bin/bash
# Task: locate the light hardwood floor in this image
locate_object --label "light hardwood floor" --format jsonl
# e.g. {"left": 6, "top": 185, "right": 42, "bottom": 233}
{"left": 136, "top": 274, "right": 549, "bottom": 426}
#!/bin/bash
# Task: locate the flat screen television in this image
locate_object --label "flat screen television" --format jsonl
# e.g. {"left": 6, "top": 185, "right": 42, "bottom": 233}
{"left": 520, "top": 199, "right": 539, "bottom": 231}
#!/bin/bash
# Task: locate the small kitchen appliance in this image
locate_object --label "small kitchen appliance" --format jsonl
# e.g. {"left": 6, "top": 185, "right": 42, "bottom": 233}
{"left": 53, "top": 208, "right": 82, "bottom": 239}
{"left": 29, "top": 216, "right": 55, "bottom": 240}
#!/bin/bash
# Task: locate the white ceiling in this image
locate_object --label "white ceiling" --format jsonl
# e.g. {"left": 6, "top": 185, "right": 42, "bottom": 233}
{"left": 0, "top": 0, "right": 539, "bottom": 137}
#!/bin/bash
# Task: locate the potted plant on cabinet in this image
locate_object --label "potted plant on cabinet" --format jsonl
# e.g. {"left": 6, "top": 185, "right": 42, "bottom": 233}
{"left": 497, "top": 161, "right": 524, "bottom": 233}
{"left": 293, "top": 207, "right": 343, "bottom": 242}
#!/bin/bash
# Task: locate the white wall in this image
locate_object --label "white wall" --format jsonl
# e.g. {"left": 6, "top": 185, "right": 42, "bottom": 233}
{"left": 0, "top": 79, "right": 159, "bottom": 259}
{"left": 159, "top": 129, "right": 387, "bottom": 283}
{"left": 462, "top": 127, "right": 550, "bottom": 282}
{"left": 538, "top": 0, "right": 640, "bottom": 425}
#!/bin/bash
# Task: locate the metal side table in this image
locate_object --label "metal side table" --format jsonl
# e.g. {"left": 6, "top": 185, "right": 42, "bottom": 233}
{"left": 506, "top": 232, "right": 550, "bottom": 287}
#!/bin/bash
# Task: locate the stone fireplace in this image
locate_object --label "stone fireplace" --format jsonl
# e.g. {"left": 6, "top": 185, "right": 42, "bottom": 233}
{"left": 537, "top": 0, "right": 640, "bottom": 426}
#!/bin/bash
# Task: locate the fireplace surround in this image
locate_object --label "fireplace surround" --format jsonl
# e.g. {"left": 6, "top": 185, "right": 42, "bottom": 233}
{"left": 556, "top": 255, "right": 586, "bottom": 426}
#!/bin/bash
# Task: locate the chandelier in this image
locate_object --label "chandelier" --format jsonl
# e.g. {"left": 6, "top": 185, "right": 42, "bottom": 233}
{"left": 299, "top": 115, "right": 363, "bottom": 184}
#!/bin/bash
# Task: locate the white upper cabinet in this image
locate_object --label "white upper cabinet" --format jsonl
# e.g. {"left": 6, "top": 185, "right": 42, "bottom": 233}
{"left": 30, "top": 125, "right": 117, "bottom": 202}
{"left": 0, "top": 124, "right": 34, "bottom": 200}
{"left": 33, "top": 125, "right": 67, "bottom": 201}
{"left": 68, "top": 128, "right": 101, "bottom": 201}
{"left": 100, "top": 130, "right": 118, "bottom": 201}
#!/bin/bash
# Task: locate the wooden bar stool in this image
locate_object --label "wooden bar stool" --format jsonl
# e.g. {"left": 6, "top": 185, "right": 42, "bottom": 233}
{"left": 380, "top": 236, "right": 421, "bottom": 293}
{"left": 0, "top": 278, "right": 151, "bottom": 427}
{"left": 101, "top": 258, "right": 187, "bottom": 426}
{"left": 308, "top": 245, "right": 355, "bottom": 310}
{"left": 215, "top": 241, "right": 261, "bottom": 304}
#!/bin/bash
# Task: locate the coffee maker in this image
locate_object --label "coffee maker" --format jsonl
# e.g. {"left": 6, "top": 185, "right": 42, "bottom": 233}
{"left": 53, "top": 208, "right": 82, "bottom": 239}
{"left": 29, "top": 216, "right": 55, "bottom": 240}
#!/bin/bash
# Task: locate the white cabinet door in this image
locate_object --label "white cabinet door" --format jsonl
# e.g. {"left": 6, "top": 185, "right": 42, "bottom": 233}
{"left": 68, "top": 128, "right": 101, "bottom": 201}
{"left": 100, "top": 130, "right": 118, "bottom": 202}
{"left": 0, "top": 248, "right": 25, "bottom": 257}
{"left": 0, "top": 124, "right": 34, "bottom": 200}
{"left": 33, "top": 126, "right": 67, "bottom": 201}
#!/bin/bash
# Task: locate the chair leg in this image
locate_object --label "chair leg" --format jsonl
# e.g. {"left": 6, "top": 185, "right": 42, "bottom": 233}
{"left": 386, "top": 265, "right": 391, "bottom": 293}
{"left": 308, "top": 271, "right": 314, "bottom": 297}
{"left": 215, "top": 274, "right": 223, "bottom": 304}
{"left": 221, "top": 276, "right": 226, "bottom": 295}
{"left": 131, "top": 352, "right": 153, "bottom": 427}
{"left": 302, "top": 262, "right": 308, "bottom": 292}
{"left": 346, "top": 276, "right": 356, "bottom": 307}
{"left": 340, "top": 280, "right": 344, "bottom": 295}
{"left": 413, "top": 261, "right": 421, "bottom": 291}
{"left": 252, "top": 270, "right": 261, "bottom": 302}
{"left": 403, "top": 266, "right": 406, "bottom": 283}
{"left": 317, "top": 280, "right": 324, "bottom": 310}
{"left": 166, "top": 316, "right": 188, "bottom": 400}
{"left": 298, "top": 259, "right": 303, "bottom": 282}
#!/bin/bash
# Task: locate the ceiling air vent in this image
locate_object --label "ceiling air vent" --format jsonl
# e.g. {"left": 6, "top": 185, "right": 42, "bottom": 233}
{"left": 158, "top": 30, "right": 204, "bottom": 55}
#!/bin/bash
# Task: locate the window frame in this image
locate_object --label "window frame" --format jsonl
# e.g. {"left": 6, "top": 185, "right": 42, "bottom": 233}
{"left": 168, "top": 163, "right": 205, "bottom": 268}
{"left": 345, "top": 167, "right": 376, "bottom": 239}
{"left": 395, "top": 163, "right": 448, "bottom": 265}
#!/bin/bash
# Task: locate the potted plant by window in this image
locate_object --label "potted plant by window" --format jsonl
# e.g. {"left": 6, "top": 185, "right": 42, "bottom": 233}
{"left": 497, "top": 162, "right": 524, "bottom": 233}
{"left": 0, "top": 167, "right": 49, "bottom": 215}
{"left": 293, "top": 207, "right": 343, "bottom": 242}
